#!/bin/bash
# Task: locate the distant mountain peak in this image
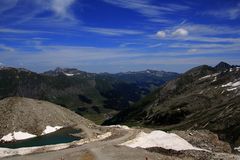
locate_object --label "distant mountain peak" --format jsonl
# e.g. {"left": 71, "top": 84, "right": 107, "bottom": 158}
{"left": 0, "top": 66, "right": 31, "bottom": 73}
{"left": 215, "top": 62, "right": 231, "bottom": 70}
{"left": 43, "top": 67, "right": 86, "bottom": 76}
{"left": 144, "top": 69, "right": 163, "bottom": 73}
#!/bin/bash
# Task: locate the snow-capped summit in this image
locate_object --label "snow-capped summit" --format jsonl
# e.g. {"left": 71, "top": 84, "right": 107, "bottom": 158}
{"left": 43, "top": 67, "right": 88, "bottom": 77}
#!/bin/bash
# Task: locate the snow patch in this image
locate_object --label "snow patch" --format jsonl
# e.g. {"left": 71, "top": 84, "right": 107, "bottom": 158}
{"left": 221, "top": 80, "right": 240, "bottom": 92}
{"left": 64, "top": 72, "right": 74, "bottom": 76}
{"left": 1, "top": 132, "right": 36, "bottom": 142}
{"left": 232, "top": 81, "right": 240, "bottom": 87}
{"left": 199, "top": 75, "right": 211, "bottom": 80}
{"left": 121, "top": 130, "right": 205, "bottom": 151}
{"left": 227, "top": 87, "right": 237, "bottom": 91}
{"left": 222, "top": 82, "right": 233, "bottom": 87}
{"left": 234, "top": 146, "right": 240, "bottom": 152}
{"left": 222, "top": 80, "right": 240, "bottom": 88}
{"left": 198, "top": 90, "right": 204, "bottom": 94}
{"left": 108, "top": 125, "right": 131, "bottom": 130}
{"left": 42, "top": 126, "right": 63, "bottom": 135}
{"left": 212, "top": 77, "right": 217, "bottom": 82}
{"left": 199, "top": 73, "right": 220, "bottom": 80}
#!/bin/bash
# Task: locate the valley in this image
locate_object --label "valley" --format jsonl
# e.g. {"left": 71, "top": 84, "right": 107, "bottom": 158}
{"left": 0, "top": 67, "right": 178, "bottom": 124}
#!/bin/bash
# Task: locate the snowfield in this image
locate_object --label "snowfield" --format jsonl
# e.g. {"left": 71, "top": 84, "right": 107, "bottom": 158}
{"left": 41, "top": 126, "right": 63, "bottom": 135}
{"left": 0, "top": 126, "right": 63, "bottom": 142}
{"left": 121, "top": 130, "right": 205, "bottom": 151}
{"left": 0, "top": 132, "right": 36, "bottom": 142}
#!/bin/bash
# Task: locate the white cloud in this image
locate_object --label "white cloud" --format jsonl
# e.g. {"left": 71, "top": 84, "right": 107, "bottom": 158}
{"left": 154, "top": 28, "right": 190, "bottom": 40}
{"left": 51, "top": 0, "right": 76, "bottom": 19}
{"left": 156, "top": 31, "right": 166, "bottom": 38}
{"left": 172, "top": 28, "right": 189, "bottom": 37}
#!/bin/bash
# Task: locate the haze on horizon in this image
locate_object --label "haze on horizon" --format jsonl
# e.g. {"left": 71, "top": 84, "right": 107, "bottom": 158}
{"left": 0, "top": 0, "right": 239, "bottom": 73}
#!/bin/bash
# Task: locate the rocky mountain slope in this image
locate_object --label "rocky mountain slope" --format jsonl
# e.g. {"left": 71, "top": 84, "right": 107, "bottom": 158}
{"left": 0, "top": 97, "right": 96, "bottom": 139}
{"left": 0, "top": 67, "right": 179, "bottom": 123}
{"left": 104, "top": 62, "right": 240, "bottom": 146}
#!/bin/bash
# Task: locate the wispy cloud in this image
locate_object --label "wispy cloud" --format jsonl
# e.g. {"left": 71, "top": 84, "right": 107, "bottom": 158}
{"left": 120, "top": 57, "right": 240, "bottom": 66}
{"left": 204, "top": 3, "right": 240, "bottom": 20}
{"left": 1, "top": 42, "right": 239, "bottom": 73}
{"left": 148, "top": 18, "right": 174, "bottom": 24}
{"left": 148, "top": 43, "right": 163, "bottom": 48}
{"left": 0, "top": 28, "right": 45, "bottom": 34}
{"left": 82, "top": 27, "right": 144, "bottom": 36}
{"left": 0, "top": 44, "right": 145, "bottom": 71}
{"left": 0, "top": 0, "right": 78, "bottom": 27}
{"left": 181, "top": 24, "right": 240, "bottom": 36}
{"left": 119, "top": 42, "right": 139, "bottom": 48}
{"left": 102, "top": 0, "right": 190, "bottom": 21}
{"left": 0, "top": 0, "right": 18, "bottom": 13}
{"left": 50, "top": 0, "right": 76, "bottom": 20}
{"left": 0, "top": 44, "right": 15, "bottom": 52}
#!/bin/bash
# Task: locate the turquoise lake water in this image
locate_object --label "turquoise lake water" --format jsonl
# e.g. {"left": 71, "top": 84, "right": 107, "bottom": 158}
{"left": 0, "top": 128, "right": 81, "bottom": 149}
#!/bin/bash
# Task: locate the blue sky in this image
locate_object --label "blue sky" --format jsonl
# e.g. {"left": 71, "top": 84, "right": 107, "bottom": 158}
{"left": 0, "top": 0, "right": 239, "bottom": 73}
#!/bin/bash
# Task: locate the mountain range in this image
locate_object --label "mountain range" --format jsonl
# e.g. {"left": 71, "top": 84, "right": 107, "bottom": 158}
{"left": 0, "top": 67, "right": 179, "bottom": 124}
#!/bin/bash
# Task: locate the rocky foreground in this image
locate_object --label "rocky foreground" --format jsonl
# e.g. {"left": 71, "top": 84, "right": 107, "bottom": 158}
{"left": 0, "top": 97, "right": 240, "bottom": 159}
{"left": 1, "top": 126, "right": 240, "bottom": 159}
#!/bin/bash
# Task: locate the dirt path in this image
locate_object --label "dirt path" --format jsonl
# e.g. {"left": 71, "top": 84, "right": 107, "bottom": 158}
{"left": 2, "top": 127, "right": 240, "bottom": 160}
{"left": 1, "top": 128, "right": 142, "bottom": 160}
